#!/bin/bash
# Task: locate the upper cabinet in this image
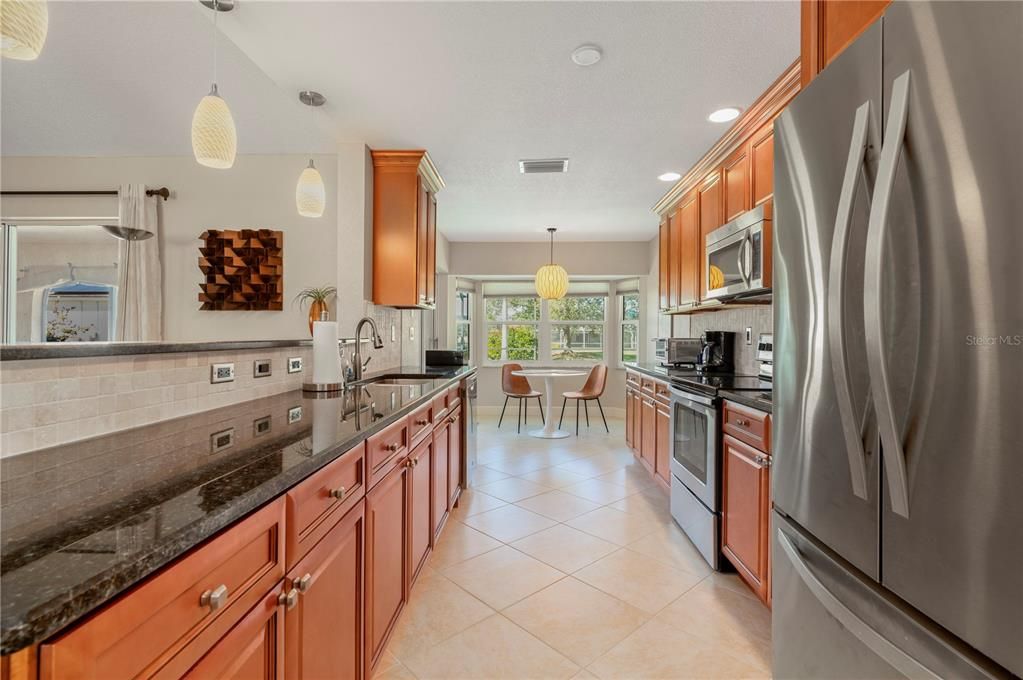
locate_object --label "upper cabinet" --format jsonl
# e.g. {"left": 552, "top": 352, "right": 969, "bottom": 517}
{"left": 371, "top": 150, "right": 445, "bottom": 309}
{"left": 801, "top": 0, "right": 891, "bottom": 86}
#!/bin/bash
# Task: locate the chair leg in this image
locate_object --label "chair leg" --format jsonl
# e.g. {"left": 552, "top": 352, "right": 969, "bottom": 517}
{"left": 559, "top": 398, "right": 567, "bottom": 428}
{"left": 596, "top": 398, "right": 610, "bottom": 433}
{"left": 584, "top": 400, "right": 590, "bottom": 427}
{"left": 498, "top": 396, "right": 509, "bottom": 428}
{"left": 537, "top": 397, "right": 545, "bottom": 424}
{"left": 517, "top": 398, "right": 522, "bottom": 434}
{"left": 524, "top": 398, "right": 528, "bottom": 426}
{"left": 575, "top": 399, "right": 580, "bottom": 435}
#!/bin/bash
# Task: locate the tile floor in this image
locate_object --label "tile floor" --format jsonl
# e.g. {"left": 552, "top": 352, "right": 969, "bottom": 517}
{"left": 374, "top": 415, "right": 772, "bottom": 680}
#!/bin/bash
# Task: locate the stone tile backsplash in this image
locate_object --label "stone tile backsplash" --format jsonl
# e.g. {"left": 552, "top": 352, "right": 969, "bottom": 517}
{"left": 675, "top": 305, "right": 773, "bottom": 375}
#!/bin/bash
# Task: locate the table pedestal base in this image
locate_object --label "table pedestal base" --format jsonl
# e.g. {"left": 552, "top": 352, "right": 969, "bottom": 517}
{"left": 527, "top": 428, "right": 572, "bottom": 439}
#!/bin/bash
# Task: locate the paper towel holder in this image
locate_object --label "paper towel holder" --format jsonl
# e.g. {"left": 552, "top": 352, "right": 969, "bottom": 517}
{"left": 303, "top": 312, "right": 345, "bottom": 394}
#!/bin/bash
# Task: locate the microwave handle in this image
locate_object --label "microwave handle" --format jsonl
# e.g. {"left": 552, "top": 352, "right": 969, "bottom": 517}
{"left": 736, "top": 234, "right": 751, "bottom": 286}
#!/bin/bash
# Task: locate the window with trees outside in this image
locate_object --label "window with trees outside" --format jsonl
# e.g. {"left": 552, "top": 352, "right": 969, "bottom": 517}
{"left": 486, "top": 296, "right": 540, "bottom": 361}
{"left": 550, "top": 296, "right": 606, "bottom": 362}
{"left": 620, "top": 293, "right": 640, "bottom": 363}
{"left": 454, "top": 290, "right": 472, "bottom": 360}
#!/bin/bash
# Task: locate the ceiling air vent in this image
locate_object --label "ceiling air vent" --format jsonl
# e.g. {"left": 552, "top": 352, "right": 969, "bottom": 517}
{"left": 519, "top": 158, "right": 569, "bottom": 174}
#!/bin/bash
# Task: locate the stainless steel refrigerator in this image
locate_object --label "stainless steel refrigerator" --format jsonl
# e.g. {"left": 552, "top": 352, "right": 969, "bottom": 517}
{"left": 772, "top": 2, "right": 1022, "bottom": 677}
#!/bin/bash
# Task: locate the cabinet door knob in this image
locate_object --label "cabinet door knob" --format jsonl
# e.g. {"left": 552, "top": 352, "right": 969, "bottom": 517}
{"left": 278, "top": 588, "right": 299, "bottom": 610}
{"left": 294, "top": 573, "right": 314, "bottom": 593}
{"left": 386, "top": 442, "right": 400, "bottom": 452}
{"left": 755, "top": 454, "right": 771, "bottom": 467}
{"left": 329, "top": 486, "right": 346, "bottom": 501}
{"left": 200, "top": 584, "right": 229, "bottom": 612}
{"left": 448, "top": 416, "right": 457, "bottom": 424}
{"left": 415, "top": 419, "right": 429, "bottom": 426}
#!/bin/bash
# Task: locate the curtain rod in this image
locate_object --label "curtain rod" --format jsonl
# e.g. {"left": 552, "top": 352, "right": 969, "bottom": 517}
{"left": 1, "top": 188, "right": 171, "bottom": 201}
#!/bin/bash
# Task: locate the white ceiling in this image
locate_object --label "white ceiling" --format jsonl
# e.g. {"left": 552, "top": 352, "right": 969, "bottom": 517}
{"left": 1, "top": 1, "right": 799, "bottom": 243}
{"left": 217, "top": 1, "right": 799, "bottom": 241}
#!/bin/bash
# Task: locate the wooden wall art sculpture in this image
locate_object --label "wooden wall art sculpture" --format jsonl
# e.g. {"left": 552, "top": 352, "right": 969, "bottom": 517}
{"left": 198, "top": 229, "right": 284, "bottom": 310}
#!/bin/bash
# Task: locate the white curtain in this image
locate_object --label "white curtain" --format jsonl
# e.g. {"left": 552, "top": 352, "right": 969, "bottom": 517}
{"left": 116, "top": 184, "right": 163, "bottom": 341}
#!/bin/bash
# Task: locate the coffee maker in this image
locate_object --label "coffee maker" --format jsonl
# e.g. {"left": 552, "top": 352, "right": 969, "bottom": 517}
{"left": 696, "top": 331, "right": 735, "bottom": 373}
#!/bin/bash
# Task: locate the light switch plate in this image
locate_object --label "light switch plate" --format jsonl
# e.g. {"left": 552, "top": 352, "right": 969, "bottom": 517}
{"left": 211, "top": 362, "right": 235, "bottom": 384}
{"left": 745, "top": 327, "right": 753, "bottom": 345}
{"left": 390, "top": 325, "right": 396, "bottom": 342}
{"left": 253, "top": 359, "right": 272, "bottom": 378}
{"left": 210, "top": 428, "right": 235, "bottom": 453}
{"left": 253, "top": 415, "right": 271, "bottom": 436}
{"left": 288, "top": 406, "right": 303, "bottom": 424}
{"left": 287, "top": 357, "right": 303, "bottom": 373}
{"left": 409, "top": 325, "right": 415, "bottom": 341}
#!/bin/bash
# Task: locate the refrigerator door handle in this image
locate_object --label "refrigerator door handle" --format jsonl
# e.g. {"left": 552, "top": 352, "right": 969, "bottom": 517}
{"left": 828, "top": 100, "right": 873, "bottom": 501}
{"left": 864, "top": 70, "right": 912, "bottom": 518}
{"left": 777, "top": 530, "right": 940, "bottom": 679}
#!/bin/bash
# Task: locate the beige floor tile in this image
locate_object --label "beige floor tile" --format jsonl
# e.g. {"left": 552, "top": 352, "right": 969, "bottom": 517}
{"left": 511, "top": 525, "right": 620, "bottom": 573}
{"left": 571, "top": 670, "right": 598, "bottom": 679}
{"left": 427, "top": 521, "right": 503, "bottom": 569}
{"left": 517, "top": 466, "right": 593, "bottom": 489}
{"left": 556, "top": 456, "right": 628, "bottom": 479}
{"left": 655, "top": 576, "right": 772, "bottom": 670}
{"left": 402, "top": 614, "right": 579, "bottom": 679}
{"left": 595, "top": 465, "right": 658, "bottom": 493}
{"left": 386, "top": 570, "right": 495, "bottom": 661}
{"left": 474, "top": 465, "right": 513, "bottom": 484}
{"left": 588, "top": 618, "right": 769, "bottom": 679}
{"left": 504, "top": 577, "right": 650, "bottom": 666}
{"left": 450, "top": 489, "right": 508, "bottom": 521}
{"left": 442, "top": 545, "right": 566, "bottom": 610}
{"left": 484, "top": 453, "right": 553, "bottom": 476}
{"left": 562, "top": 479, "right": 633, "bottom": 505}
{"left": 609, "top": 488, "right": 671, "bottom": 523}
{"left": 515, "top": 489, "right": 602, "bottom": 521}
{"left": 374, "top": 661, "right": 417, "bottom": 680}
{"left": 626, "top": 523, "right": 713, "bottom": 578}
{"left": 373, "top": 648, "right": 402, "bottom": 678}
{"left": 566, "top": 506, "right": 661, "bottom": 546}
{"left": 462, "top": 503, "right": 558, "bottom": 543}
{"left": 574, "top": 549, "right": 703, "bottom": 614}
{"left": 477, "top": 476, "right": 552, "bottom": 502}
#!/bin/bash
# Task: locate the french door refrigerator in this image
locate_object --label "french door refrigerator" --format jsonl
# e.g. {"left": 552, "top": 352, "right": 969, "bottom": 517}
{"left": 772, "top": 2, "right": 1022, "bottom": 678}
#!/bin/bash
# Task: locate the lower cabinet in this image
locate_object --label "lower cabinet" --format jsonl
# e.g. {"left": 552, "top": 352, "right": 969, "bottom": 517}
{"left": 654, "top": 399, "right": 671, "bottom": 486}
{"left": 432, "top": 417, "right": 450, "bottom": 541}
{"left": 407, "top": 436, "right": 433, "bottom": 586}
{"left": 447, "top": 407, "right": 462, "bottom": 509}
{"left": 640, "top": 394, "right": 657, "bottom": 473}
{"left": 284, "top": 502, "right": 365, "bottom": 680}
{"left": 625, "top": 386, "right": 635, "bottom": 449}
{"left": 626, "top": 372, "right": 671, "bottom": 488}
{"left": 365, "top": 456, "right": 409, "bottom": 672}
{"left": 721, "top": 433, "right": 772, "bottom": 605}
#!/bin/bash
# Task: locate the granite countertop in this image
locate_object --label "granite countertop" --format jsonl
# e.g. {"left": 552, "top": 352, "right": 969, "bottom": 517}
{"left": 625, "top": 362, "right": 772, "bottom": 413}
{"left": 719, "top": 389, "right": 772, "bottom": 414}
{"left": 0, "top": 365, "right": 474, "bottom": 655}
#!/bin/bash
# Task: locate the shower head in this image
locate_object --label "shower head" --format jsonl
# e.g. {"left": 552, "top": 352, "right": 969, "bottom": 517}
{"left": 102, "top": 225, "right": 154, "bottom": 242}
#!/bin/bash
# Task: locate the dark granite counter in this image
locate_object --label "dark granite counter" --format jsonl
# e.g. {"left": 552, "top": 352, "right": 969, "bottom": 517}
{"left": 720, "top": 389, "right": 772, "bottom": 414}
{"left": 0, "top": 365, "right": 474, "bottom": 655}
{"left": 624, "top": 362, "right": 771, "bottom": 400}
{"left": 0, "top": 339, "right": 312, "bottom": 361}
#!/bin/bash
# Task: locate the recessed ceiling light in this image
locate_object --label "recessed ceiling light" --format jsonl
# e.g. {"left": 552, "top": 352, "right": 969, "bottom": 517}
{"left": 571, "top": 45, "right": 602, "bottom": 67}
{"left": 658, "top": 172, "right": 681, "bottom": 182}
{"left": 708, "top": 107, "right": 741, "bottom": 123}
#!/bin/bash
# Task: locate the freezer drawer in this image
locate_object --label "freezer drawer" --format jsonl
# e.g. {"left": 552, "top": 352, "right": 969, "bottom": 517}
{"left": 773, "top": 513, "right": 1004, "bottom": 680}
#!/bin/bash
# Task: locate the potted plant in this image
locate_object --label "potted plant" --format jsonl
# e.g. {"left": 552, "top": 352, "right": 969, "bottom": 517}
{"left": 294, "top": 286, "right": 337, "bottom": 334}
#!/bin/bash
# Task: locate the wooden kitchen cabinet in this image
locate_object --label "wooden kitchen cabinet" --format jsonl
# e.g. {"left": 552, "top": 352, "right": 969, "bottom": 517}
{"left": 722, "top": 432, "right": 772, "bottom": 606}
{"left": 284, "top": 502, "right": 365, "bottom": 680}
{"left": 801, "top": 0, "right": 890, "bottom": 86}
{"left": 625, "top": 386, "right": 635, "bottom": 450}
{"left": 364, "top": 457, "right": 409, "bottom": 672}
{"left": 749, "top": 122, "right": 775, "bottom": 212}
{"left": 655, "top": 398, "right": 671, "bottom": 487}
{"left": 432, "top": 416, "right": 451, "bottom": 541}
{"left": 658, "top": 217, "right": 669, "bottom": 311}
{"left": 722, "top": 145, "right": 750, "bottom": 223}
{"left": 447, "top": 407, "right": 463, "bottom": 509}
{"left": 371, "top": 150, "right": 444, "bottom": 309}
{"left": 640, "top": 395, "right": 657, "bottom": 473}
{"left": 667, "top": 211, "right": 681, "bottom": 310}
{"left": 407, "top": 436, "right": 434, "bottom": 587}
{"left": 698, "top": 170, "right": 724, "bottom": 299}
{"left": 676, "top": 189, "right": 700, "bottom": 308}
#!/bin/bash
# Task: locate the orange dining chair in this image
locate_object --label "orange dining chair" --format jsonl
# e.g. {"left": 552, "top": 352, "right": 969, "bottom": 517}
{"left": 559, "top": 364, "right": 609, "bottom": 435}
{"left": 499, "top": 363, "right": 544, "bottom": 433}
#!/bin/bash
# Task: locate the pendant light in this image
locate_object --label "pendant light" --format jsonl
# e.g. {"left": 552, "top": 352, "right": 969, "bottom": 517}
{"left": 1, "top": 0, "right": 48, "bottom": 61}
{"left": 535, "top": 227, "right": 569, "bottom": 300}
{"left": 191, "top": 0, "right": 236, "bottom": 169}
{"left": 295, "top": 91, "right": 326, "bottom": 218}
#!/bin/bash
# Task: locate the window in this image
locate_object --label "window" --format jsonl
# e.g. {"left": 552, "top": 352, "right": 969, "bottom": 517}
{"left": 485, "top": 296, "right": 539, "bottom": 361}
{"left": 550, "top": 296, "right": 605, "bottom": 362}
{"left": 454, "top": 290, "right": 472, "bottom": 360}
{"left": 620, "top": 293, "right": 640, "bottom": 363}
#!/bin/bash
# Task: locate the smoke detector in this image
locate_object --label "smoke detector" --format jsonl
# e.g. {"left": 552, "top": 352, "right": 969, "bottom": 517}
{"left": 571, "top": 45, "right": 602, "bottom": 67}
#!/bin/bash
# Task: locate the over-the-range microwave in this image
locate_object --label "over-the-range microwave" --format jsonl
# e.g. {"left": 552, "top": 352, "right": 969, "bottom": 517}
{"left": 704, "top": 204, "right": 770, "bottom": 300}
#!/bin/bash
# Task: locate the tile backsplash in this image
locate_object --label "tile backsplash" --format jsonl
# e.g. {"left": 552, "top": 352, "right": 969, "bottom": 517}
{"left": 674, "top": 305, "right": 773, "bottom": 375}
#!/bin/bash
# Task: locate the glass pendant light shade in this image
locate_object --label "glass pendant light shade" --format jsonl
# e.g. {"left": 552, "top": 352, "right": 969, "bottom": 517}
{"left": 535, "top": 263, "right": 569, "bottom": 300}
{"left": 296, "top": 159, "right": 325, "bottom": 217}
{"left": 191, "top": 85, "right": 236, "bottom": 169}
{"left": 1, "top": 0, "right": 48, "bottom": 61}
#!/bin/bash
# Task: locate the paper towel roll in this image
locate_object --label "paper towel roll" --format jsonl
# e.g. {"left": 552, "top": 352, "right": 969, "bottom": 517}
{"left": 312, "top": 320, "right": 342, "bottom": 385}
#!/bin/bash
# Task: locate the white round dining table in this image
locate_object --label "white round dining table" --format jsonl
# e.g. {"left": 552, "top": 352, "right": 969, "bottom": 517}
{"left": 512, "top": 368, "right": 588, "bottom": 439}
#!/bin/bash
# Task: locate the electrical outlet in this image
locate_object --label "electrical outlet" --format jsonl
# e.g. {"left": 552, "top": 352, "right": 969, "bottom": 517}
{"left": 745, "top": 327, "right": 753, "bottom": 345}
{"left": 390, "top": 324, "right": 396, "bottom": 342}
{"left": 288, "top": 406, "right": 303, "bottom": 424}
{"left": 253, "top": 416, "right": 271, "bottom": 437}
{"left": 211, "top": 362, "right": 235, "bottom": 384}
{"left": 253, "top": 359, "right": 272, "bottom": 378}
{"left": 287, "top": 356, "right": 303, "bottom": 373}
{"left": 210, "top": 428, "right": 235, "bottom": 453}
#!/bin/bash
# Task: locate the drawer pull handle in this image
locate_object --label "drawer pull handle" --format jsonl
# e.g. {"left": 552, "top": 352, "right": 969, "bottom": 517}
{"left": 200, "top": 584, "right": 229, "bottom": 612}
{"left": 448, "top": 416, "right": 457, "bottom": 424}
{"left": 755, "top": 454, "right": 772, "bottom": 467}
{"left": 415, "top": 418, "right": 429, "bottom": 426}
{"left": 386, "top": 443, "right": 400, "bottom": 452}
{"left": 278, "top": 588, "right": 299, "bottom": 610}
{"left": 329, "top": 486, "right": 346, "bottom": 501}
{"left": 295, "top": 573, "right": 314, "bottom": 593}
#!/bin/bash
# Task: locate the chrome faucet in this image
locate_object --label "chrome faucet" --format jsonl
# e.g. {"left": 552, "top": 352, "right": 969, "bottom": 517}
{"left": 352, "top": 317, "right": 385, "bottom": 382}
